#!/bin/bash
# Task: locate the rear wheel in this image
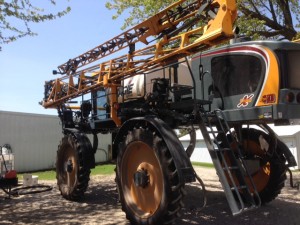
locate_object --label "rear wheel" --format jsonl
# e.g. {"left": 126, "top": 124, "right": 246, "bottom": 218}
{"left": 116, "top": 127, "right": 185, "bottom": 225}
{"left": 228, "top": 128, "right": 287, "bottom": 204}
{"left": 56, "top": 133, "right": 91, "bottom": 201}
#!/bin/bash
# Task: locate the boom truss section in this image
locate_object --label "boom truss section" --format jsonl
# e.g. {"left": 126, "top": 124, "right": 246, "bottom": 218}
{"left": 42, "top": 0, "right": 237, "bottom": 115}
{"left": 58, "top": 0, "right": 207, "bottom": 75}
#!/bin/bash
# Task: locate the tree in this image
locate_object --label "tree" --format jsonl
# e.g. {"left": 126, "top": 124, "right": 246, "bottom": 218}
{"left": 0, "top": 0, "right": 71, "bottom": 50}
{"left": 237, "top": 0, "right": 299, "bottom": 40}
{"left": 105, "top": 0, "right": 173, "bottom": 30}
{"left": 105, "top": 0, "right": 300, "bottom": 40}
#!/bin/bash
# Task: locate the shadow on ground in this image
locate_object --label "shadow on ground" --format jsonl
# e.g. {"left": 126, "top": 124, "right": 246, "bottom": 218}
{"left": 0, "top": 175, "right": 299, "bottom": 225}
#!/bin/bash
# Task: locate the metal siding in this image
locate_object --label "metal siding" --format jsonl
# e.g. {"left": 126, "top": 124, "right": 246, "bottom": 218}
{"left": 181, "top": 140, "right": 212, "bottom": 164}
{"left": 280, "top": 136, "right": 298, "bottom": 170}
{"left": 87, "top": 134, "right": 112, "bottom": 162}
{"left": 0, "top": 111, "right": 111, "bottom": 172}
{"left": 181, "top": 133, "right": 299, "bottom": 170}
{"left": 0, "top": 111, "right": 61, "bottom": 172}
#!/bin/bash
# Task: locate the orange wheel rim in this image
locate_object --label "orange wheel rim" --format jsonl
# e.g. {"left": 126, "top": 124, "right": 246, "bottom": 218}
{"left": 228, "top": 140, "right": 270, "bottom": 193}
{"left": 243, "top": 140, "right": 270, "bottom": 192}
{"left": 121, "top": 141, "right": 163, "bottom": 218}
{"left": 62, "top": 146, "right": 78, "bottom": 191}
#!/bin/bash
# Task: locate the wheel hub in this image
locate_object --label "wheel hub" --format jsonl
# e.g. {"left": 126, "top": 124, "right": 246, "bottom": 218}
{"left": 121, "top": 141, "right": 164, "bottom": 216}
{"left": 134, "top": 169, "right": 149, "bottom": 188}
{"left": 66, "top": 159, "right": 73, "bottom": 173}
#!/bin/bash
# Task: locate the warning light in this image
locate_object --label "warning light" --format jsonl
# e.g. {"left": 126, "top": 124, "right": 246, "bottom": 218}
{"left": 286, "top": 92, "right": 295, "bottom": 103}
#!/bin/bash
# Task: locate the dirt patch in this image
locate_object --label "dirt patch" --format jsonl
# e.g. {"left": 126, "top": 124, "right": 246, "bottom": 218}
{"left": 0, "top": 167, "right": 299, "bottom": 225}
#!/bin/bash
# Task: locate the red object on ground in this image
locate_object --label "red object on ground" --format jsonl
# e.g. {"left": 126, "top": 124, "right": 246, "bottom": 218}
{"left": 5, "top": 170, "right": 17, "bottom": 179}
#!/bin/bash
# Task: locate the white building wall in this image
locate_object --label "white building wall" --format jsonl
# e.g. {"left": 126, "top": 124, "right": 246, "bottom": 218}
{"left": 0, "top": 111, "right": 111, "bottom": 172}
{"left": 88, "top": 133, "right": 112, "bottom": 163}
{"left": 280, "top": 136, "right": 298, "bottom": 170}
{"left": 0, "top": 111, "right": 62, "bottom": 172}
{"left": 181, "top": 140, "right": 212, "bottom": 163}
{"left": 180, "top": 130, "right": 300, "bottom": 170}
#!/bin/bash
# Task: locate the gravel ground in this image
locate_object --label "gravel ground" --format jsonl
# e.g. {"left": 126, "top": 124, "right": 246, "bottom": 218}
{"left": 0, "top": 167, "right": 299, "bottom": 225}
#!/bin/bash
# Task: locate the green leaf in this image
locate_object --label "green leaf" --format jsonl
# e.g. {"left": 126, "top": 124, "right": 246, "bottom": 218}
{"left": 0, "top": 0, "right": 71, "bottom": 49}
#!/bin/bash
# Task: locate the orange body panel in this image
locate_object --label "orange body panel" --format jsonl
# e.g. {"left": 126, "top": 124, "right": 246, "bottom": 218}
{"left": 255, "top": 47, "right": 280, "bottom": 107}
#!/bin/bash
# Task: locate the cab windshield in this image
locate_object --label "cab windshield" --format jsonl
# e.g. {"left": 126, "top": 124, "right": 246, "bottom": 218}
{"left": 211, "top": 55, "right": 264, "bottom": 97}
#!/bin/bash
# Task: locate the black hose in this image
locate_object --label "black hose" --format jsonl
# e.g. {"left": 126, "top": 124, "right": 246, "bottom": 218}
{"left": 193, "top": 168, "right": 207, "bottom": 212}
{"left": 1, "top": 184, "right": 53, "bottom": 197}
{"left": 287, "top": 168, "right": 300, "bottom": 190}
{"left": 186, "top": 127, "right": 196, "bottom": 158}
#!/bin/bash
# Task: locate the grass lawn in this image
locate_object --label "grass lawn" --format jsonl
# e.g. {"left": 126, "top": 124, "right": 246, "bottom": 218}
{"left": 18, "top": 162, "right": 214, "bottom": 181}
{"left": 192, "top": 162, "right": 214, "bottom": 168}
{"left": 18, "top": 164, "right": 116, "bottom": 181}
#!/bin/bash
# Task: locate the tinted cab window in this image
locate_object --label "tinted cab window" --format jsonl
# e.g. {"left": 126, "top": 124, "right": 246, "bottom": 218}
{"left": 211, "top": 55, "right": 263, "bottom": 97}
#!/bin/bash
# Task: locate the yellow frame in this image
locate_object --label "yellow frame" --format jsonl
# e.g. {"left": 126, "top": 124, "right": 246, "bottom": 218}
{"left": 43, "top": 0, "right": 237, "bottom": 127}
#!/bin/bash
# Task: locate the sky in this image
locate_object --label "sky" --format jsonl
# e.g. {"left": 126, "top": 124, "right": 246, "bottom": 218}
{"left": 0, "top": 1, "right": 127, "bottom": 115}
{"left": 1, "top": 0, "right": 300, "bottom": 140}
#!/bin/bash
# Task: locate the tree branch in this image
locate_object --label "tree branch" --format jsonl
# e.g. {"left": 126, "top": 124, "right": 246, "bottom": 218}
{"left": 0, "top": 0, "right": 70, "bottom": 48}
{"left": 248, "top": 0, "right": 261, "bottom": 15}
{"left": 255, "top": 30, "right": 282, "bottom": 38}
{"left": 240, "top": 5, "right": 282, "bottom": 30}
{"left": 239, "top": 4, "right": 296, "bottom": 39}
{"left": 268, "top": 0, "right": 278, "bottom": 24}
{"left": 276, "top": 0, "right": 294, "bottom": 29}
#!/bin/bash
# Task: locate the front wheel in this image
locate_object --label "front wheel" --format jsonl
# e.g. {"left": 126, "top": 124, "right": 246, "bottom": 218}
{"left": 229, "top": 128, "right": 287, "bottom": 204}
{"left": 56, "top": 133, "right": 92, "bottom": 201}
{"left": 116, "top": 127, "right": 185, "bottom": 225}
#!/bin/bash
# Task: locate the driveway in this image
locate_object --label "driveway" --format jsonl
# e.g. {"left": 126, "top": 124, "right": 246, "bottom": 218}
{"left": 0, "top": 167, "right": 299, "bottom": 225}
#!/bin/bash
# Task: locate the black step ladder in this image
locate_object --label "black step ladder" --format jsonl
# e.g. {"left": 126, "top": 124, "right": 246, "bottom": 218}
{"left": 198, "top": 109, "right": 261, "bottom": 215}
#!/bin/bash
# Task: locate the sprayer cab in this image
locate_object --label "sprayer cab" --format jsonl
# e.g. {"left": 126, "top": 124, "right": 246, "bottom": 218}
{"left": 190, "top": 40, "right": 300, "bottom": 125}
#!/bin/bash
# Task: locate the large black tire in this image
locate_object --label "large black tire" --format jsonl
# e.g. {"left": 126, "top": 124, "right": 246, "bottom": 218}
{"left": 56, "top": 133, "right": 91, "bottom": 201}
{"left": 229, "top": 128, "right": 287, "bottom": 204}
{"left": 116, "top": 127, "right": 185, "bottom": 225}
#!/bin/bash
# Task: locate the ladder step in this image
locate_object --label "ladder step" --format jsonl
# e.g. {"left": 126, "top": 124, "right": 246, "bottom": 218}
{"left": 231, "top": 185, "right": 248, "bottom": 191}
{"left": 213, "top": 147, "right": 232, "bottom": 152}
{"left": 222, "top": 166, "right": 239, "bottom": 171}
{"left": 199, "top": 109, "right": 261, "bottom": 215}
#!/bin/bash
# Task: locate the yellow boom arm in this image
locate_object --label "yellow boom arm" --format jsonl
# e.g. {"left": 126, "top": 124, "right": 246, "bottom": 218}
{"left": 42, "top": 0, "right": 237, "bottom": 124}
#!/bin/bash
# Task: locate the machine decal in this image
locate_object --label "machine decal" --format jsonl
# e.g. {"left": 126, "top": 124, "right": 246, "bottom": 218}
{"left": 237, "top": 94, "right": 254, "bottom": 108}
{"left": 261, "top": 94, "right": 276, "bottom": 104}
{"left": 258, "top": 112, "right": 272, "bottom": 119}
{"left": 124, "top": 78, "right": 134, "bottom": 96}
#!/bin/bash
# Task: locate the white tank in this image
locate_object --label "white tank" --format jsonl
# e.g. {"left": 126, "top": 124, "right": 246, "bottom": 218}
{"left": 118, "top": 74, "right": 145, "bottom": 102}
